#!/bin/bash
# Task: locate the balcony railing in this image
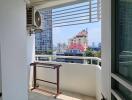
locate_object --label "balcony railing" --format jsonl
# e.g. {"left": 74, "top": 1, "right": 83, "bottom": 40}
{"left": 33, "top": 55, "right": 102, "bottom": 98}
{"left": 35, "top": 55, "right": 101, "bottom": 66}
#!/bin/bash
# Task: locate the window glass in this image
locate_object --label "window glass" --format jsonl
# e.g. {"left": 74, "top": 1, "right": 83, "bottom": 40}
{"left": 111, "top": 94, "right": 117, "bottom": 100}
{"left": 116, "top": 0, "right": 132, "bottom": 82}
{"left": 112, "top": 78, "right": 132, "bottom": 100}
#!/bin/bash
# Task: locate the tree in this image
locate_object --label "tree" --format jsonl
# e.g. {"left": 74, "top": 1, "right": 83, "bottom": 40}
{"left": 94, "top": 51, "right": 101, "bottom": 58}
{"left": 85, "top": 48, "right": 95, "bottom": 57}
{"left": 47, "top": 50, "right": 53, "bottom": 55}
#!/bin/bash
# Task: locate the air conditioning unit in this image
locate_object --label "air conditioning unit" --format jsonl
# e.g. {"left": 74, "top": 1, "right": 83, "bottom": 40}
{"left": 26, "top": 6, "right": 43, "bottom": 35}
{"left": 26, "top": 7, "right": 34, "bottom": 28}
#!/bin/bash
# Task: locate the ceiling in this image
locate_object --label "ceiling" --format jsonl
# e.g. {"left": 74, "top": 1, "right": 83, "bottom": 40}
{"left": 28, "top": 0, "right": 88, "bottom": 10}
{"left": 30, "top": 0, "right": 54, "bottom": 5}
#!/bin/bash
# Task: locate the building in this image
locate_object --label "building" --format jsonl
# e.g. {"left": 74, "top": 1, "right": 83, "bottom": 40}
{"left": 35, "top": 9, "right": 53, "bottom": 54}
{"left": 55, "top": 30, "right": 88, "bottom": 63}
{"left": 89, "top": 42, "right": 101, "bottom": 52}
{"left": 56, "top": 43, "right": 67, "bottom": 53}
{"left": 92, "top": 42, "right": 95, "bottom": 48}
{"left": 98, "top": 42, "right": 101, "bottom": 49}
{"left": 67, "top": 29, "right": 88, "bottom": 54}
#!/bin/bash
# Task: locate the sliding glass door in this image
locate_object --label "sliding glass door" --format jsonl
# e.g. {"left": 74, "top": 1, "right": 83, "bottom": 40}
{"left": 116, "top": 0, "right": 132, "bottom": 83}
{"left": 111, "top": 0, "right": 132, "bottom": 99}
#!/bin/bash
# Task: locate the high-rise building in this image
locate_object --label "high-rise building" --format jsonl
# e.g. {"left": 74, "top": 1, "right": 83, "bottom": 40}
{"left": 35, "top": 9, "right": 53, "bottom": 54}
{"left": 67, "top": 29, "right": 88, "bottom": 53}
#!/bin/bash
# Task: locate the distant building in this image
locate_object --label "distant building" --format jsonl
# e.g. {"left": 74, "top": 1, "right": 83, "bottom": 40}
{"left": 56, "top": 43, "right": 67, "bottom": 53}
{"left": 67, "top": 29, "right": 88, "bottom": 54}
{"left": 56, "top": 52, "right": 84, "bottom": 63}
{"left": 35, "top": 9, "right": 53, "bottom": 54}
{"left": 55, "top": 29, "right": 88, "bottom": 63}
{"left": 89, "top": 42, "right": 101, "bottom": 51}
{"left": 92, "top": 42, "right": 95, "bottom": 48}
{"left": 98, "top": 42, "right": 101, "bottom": 49}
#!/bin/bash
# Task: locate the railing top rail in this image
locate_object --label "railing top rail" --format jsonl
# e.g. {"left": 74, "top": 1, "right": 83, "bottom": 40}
{"left": 35, "top": 55, "right": 101, "bottom": 61}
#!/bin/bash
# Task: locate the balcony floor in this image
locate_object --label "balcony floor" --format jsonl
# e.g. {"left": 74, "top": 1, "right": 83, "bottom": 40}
{"left": 29, "top": 89, "right": 96, "bottom": 100}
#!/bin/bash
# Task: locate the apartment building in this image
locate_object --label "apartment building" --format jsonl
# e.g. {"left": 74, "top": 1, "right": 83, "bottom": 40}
{"left": 35, "top": 9, "right": 53, "bottom": 54}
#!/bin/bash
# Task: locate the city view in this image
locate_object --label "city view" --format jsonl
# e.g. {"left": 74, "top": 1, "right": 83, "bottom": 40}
{"left": 35, "top": 2, "right": 101, "bottom": 63}
{"left": 53, "top": 23, "right": 101, "bottom": 57}
{"left": 53, "top": 28, "right": 101, "bottom": 57}
{"left": 2, "top": 0, "right": 131, "bottom": 100}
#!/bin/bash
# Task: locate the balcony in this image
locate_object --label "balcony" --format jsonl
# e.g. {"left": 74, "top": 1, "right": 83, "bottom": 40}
{"left": 29, "top": 55, "right": 102, "bottom": 100}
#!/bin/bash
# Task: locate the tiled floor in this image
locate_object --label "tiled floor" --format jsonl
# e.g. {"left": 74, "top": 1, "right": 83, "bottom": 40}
{"left": 0, "top": 92, "right": 96, "bottom": 100}
{"left": 29, "top": 89, "right": 96, "bottom": 100}
{"left": 29, "top": 92, "right": 59, "bottom": 100}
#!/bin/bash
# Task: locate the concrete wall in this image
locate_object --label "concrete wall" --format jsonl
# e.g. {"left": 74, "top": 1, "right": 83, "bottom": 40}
{"left": 96, "top": 66, "right": 102, "bottom": 100}
{"left": 0, "top": 46, "right": 2, "bottom": 93}
{"left": 36, "top": 62, "right": 97, "bottom": 97}
{"left": 0, "top": 0, "right": 28, "bottom": 100}
{"left": 27, "top": 34, "right": 35, "bottom": 88}
{"left": 101, "top": 0, "right": 111, "bottom": 99}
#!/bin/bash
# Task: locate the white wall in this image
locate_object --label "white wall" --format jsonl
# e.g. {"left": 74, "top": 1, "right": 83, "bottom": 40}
{"left": 0, "top": 0, "right": 28, "bottom": 100}
{"left": 36, "top": 62, "right": 96, "bottom": 97}
{"left": 96, "top": 66, "right": 102, "bottom": 100}
{"left": 0, "top": 46, "right": 2, "bottom": 93}
{"left": 27, "top": 34, "right": 35, "bottom": 88}
{"left": 101, "top": 0, "right": 111, "bottom": 99}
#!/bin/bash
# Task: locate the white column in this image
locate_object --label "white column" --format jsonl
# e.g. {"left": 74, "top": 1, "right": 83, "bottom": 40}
{"left": 0, "top": 0, "right": 28, "bottom": 100}
{"left": 27, "top": 34, "right": 35, "bottom": 89}
{"left": 101, "top": 0, "right": 111, "bottom": 99}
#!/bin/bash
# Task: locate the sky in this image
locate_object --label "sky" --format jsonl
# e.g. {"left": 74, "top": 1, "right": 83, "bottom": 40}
{"left": 53, "top": 22, "right": 101, "bottom": 47}
{"left": 52, "top": 1, "right": 101, "bottom": 47}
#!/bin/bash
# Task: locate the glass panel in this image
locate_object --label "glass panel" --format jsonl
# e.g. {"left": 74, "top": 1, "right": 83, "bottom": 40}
{"left": 112, "top": 78, "right": 132, "bottom": 100}
{"left": 116, "top": 0, "right": 132, "bottom": 82}
{"left": 111, "top": 94, "right": 117, "bottom": 100}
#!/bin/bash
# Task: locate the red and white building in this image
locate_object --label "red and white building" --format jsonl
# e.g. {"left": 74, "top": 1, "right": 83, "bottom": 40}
{"left": 68, "top": 29, "right": 88, "bottom": 52}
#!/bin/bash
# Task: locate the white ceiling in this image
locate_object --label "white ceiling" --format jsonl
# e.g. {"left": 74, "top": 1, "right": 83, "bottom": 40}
{"left": 29, "top": 0, "right": 88, "bottom": 10}
{"left": 30, "top": 0, "right": 53, "bottom": 5}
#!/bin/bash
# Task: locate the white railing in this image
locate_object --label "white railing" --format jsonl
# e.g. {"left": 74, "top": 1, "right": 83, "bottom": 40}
{"left": 33, "top": 55, "right": 102, "bottom": 97}
{"left": 35, "top": 55, "right": 101, "bottom": 66}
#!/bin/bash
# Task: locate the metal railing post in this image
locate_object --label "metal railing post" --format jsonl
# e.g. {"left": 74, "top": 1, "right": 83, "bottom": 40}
{"left": 97, "top": 59, "right": 100, "bottom": 65}
{"left": 91, "top": 58, "right": 93, "bottom": 64}
{"left": 83, "top": 59, "right": 87, "bottom": 64}
{"left": 49, "top": 56, "right": 52, "bottom": 61}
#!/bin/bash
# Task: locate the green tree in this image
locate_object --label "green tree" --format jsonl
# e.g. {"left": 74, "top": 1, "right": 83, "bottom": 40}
{"left": 85, "top": 48, "right": 95, "bottom": 57}
{"left": 47, "top": 50, "right": 53, "bottom": 55}
{"left": 94, "top": 51, "right": 101, "bottom": 58}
